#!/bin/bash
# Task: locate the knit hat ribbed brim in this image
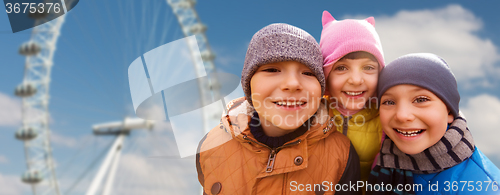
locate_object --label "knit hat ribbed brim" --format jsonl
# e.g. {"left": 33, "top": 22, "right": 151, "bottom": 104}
{"left": 319, "top": 11, "right": 385, "bottom": 96}
{"left": 241, "top": 23, "right": 325, "bottom": 105}
{"left": 377, "top": 53, "right": 460, "bottom": 118}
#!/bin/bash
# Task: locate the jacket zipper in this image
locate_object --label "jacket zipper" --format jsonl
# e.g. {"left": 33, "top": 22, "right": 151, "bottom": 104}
{"left": 266, "top": 149, "right": 277, "bottom": 173}
{"left": 341, "top": 115, "right": 352, "bottom": 136}
{"left": 243, "top": 135, "right": 301, "bottom": 173}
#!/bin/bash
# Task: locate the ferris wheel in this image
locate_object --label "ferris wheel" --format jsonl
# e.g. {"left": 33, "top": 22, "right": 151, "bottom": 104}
{"left": 15, "top": 0, "right": 222, "bottom": 194}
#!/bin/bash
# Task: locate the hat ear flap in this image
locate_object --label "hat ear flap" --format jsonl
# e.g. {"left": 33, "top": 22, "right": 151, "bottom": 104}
{"left": 322, "top": 11, "right": 335, "bottom": 26}
{"left": 365, "top": 17, "right": 375, "bottom": 26}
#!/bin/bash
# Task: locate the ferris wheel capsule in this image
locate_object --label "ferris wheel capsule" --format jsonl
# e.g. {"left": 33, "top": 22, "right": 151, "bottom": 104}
{"left": 189, "top": 23, "right": 207, "bottom": 34}
{"left": 19, "top": 42, "right": 42, "bottom": 56}
{"left": 21, "top": 170, "right": 43, "bottom": 184}
{"left": 14, "top": 83, "right": 37, "bottom": 97}
{"left": 28, "top": 7, "right": 49, "bottom": 19}
{"left": 15, "top": 127, "right": 38, "bottom": 141}
{"left": 173, "top": 0, "right": 196, "bottom": 8}
{"left": 201, "top": 50, "right": 215, "bottom": 61}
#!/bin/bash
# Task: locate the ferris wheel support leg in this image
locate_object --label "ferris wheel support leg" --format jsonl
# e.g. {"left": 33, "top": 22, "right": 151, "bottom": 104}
{"left": 102, "top": 139, "right": 123, "bottom": 195}
{"left": 85, "top": 134, "right": 125, "bottom": 195}
{"left": 32, "top": 185, "right": 37, "bottom": 195}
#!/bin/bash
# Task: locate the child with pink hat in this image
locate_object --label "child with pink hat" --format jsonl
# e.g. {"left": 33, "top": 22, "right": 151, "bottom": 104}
{"left": 320, "top": 10, "right": 385, "bottom": 182}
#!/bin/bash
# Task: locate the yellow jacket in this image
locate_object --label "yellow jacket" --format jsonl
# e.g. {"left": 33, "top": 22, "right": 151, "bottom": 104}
{"left": 329, "top": 106, "right": 382, "bottom": 182}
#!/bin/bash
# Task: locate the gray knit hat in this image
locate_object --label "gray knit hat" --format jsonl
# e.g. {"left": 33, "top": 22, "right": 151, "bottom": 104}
{"left": 242, "top": 23, "right": 325, "bottom": 105}
{"left": 377, "top": 53, "right": 460, "bottom": 117}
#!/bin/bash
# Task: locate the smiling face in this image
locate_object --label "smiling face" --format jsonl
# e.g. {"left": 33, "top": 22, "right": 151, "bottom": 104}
{"left": 327, "top": 55, "right": 379, "bottom": 112}
{"left": 250, "top": 61, "right": 322, "bottom": 137}
{"left": 379, "top": 85, "right": 454, "bottom": 154}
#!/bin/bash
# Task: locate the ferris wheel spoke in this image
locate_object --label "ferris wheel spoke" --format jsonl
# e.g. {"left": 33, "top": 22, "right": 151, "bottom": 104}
{"left": 145, "top": 1, "right": 163, "bottom": 53}
{"left": 63, "top": 6, "right": 130, "bottom": 94}
{"left": 65, "top": 12, "right": 123, "bottom": 92}
{"left": 87, "top": 0, "right": 114, "bottom": 47}
{"left": 62, "top": 137, "right": 114, "bottom": 195}
{"left": 56, "top": 135, "right": 94, "bottom": 179}
{"left": 50, "top": 46, "right": 125, "bottom": 111}
{"left": 88, "top": 0, "right": 125, "bottom": 87}
{"left": 50, "top": 96, "right": 124, "bottom": 118}
{"left": 104, "top": 7, "right": 130, "bottom": 99}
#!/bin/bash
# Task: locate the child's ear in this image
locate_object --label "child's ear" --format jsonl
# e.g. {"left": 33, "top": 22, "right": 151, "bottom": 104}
{"left": 447, "top": 111, "right": 454, "bottom": 123}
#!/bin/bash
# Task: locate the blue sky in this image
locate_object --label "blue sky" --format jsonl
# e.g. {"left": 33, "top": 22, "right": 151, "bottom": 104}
{"left": 1, "top": 0, "right": 500, "bottom": 194}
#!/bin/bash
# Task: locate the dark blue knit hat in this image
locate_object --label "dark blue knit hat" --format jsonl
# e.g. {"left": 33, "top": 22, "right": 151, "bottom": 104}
{"left": 377, "top": 53, "right": 460, "bottom": 118}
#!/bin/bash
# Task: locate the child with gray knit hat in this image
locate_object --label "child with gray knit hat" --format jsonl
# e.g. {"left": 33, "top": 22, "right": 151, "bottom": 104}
{"left": 197, "top": 23, "right": 361, "bottom": 194}
{"left": 368, "top": 53, "right": 500, "bottom": 195}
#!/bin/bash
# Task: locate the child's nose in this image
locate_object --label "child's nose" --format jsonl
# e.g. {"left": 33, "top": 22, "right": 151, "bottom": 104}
{"left": 395, "top": 103, "right": 415, "bottom": 122}
{"left": 281, "top": 73, "right": 302, "bottom": 92}
{"left": 347, "top": 71, "right": 364, "bottom": 85}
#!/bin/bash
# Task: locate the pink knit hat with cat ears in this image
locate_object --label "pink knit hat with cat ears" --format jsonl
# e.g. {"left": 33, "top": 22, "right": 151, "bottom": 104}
{"left": 320, "top": 11, "right": 385, "bottom": 93}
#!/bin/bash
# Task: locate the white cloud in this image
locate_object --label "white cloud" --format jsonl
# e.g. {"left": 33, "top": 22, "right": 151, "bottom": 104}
{"left": 0, "top": 92, "right": 53, "bottom": 128}
{"left": 212, "top": 44, "right": 247, "bottom": 71}
{"left": 113, "top": 153, "right": 200, "bottom": 194}
{"left": 0, "top": 155, "right": 8, "bottom": 164}
{"left": 461, "top": 94, "right": 500, "bottom": 163}
{"left": 134, "top": 92, "right": 167, "bottom": 121}
{"left": 214, "top": 50, "right": 241, "bottom": 67}
{"left": 0, "top": 93, "right": 22, "bottom": 127}
{"left": 373, "top": 4, "right": 500, "bottom": 86}
{"left": 50, "top": 133, "right": 78, "bottom": 148}
{"left": 0, "top": 173, "right": 29, "bottom": 195}
{"left": 128, "top": 120, "right": 180, "bottom": 157}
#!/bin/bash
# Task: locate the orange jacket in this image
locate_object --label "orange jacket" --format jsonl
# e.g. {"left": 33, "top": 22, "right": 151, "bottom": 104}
{"left": 196, "top": 98, "right": 360, "bottom": 195}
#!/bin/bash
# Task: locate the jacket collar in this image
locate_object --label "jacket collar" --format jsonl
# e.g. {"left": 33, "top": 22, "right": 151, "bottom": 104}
{"left": 220, "top": 97, "right": 337, "bottom": 176}
{"left": 330, "top": 105, "right": 379, "bottom": 123}
{"left": 222, "top": 97, "right": 331, "bottom": 141}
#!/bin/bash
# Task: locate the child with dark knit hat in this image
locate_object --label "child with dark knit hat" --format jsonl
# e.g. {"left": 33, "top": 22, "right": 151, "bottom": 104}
{"left": 368, "top": 53, "right": 500, "bottom": 195}
{"left": 319, "top": 10, "right": 385, "bottom": 182}
{"left": 196, "top": 23, "right": 361, "bottom": 194}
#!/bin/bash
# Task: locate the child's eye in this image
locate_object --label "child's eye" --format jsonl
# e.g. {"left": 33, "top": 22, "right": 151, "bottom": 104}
{"left": 302, "top": 71, "right": 315, "bottom": 76}
{"left": 413, "top": 96, "right": 430, "bottom": 103}
{"left": 334, "top": 65, "right": 347, "bottom": 71}
{"left": 363, "top": 65, "right": 376, "bottom": 70}
{"left": 261, "top": 68, "right": 279, "bottom": 72}
{"left": 381, "top": 100, "right": 395, "bottom": 105}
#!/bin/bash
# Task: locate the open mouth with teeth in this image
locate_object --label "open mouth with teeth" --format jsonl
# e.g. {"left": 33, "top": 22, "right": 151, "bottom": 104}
{"left": 273, "top": 101, "right": 306, "bottom": 107}
{"left": 343, "top": 91, "right": 365, "bottom": 96}
{"left": 394, "top": 128, "right": 425, "bottom": 137}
